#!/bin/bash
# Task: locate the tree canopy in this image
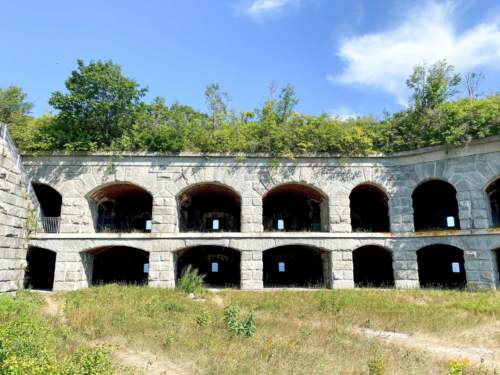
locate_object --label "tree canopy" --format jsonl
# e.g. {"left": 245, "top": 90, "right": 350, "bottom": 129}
{"left": 3, "top": 59, "right": 499, "bottom": 156}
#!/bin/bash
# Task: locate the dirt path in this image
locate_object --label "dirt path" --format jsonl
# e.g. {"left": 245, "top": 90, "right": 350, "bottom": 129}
{"left": 41, "top": 293, "right": 66, "bottom": 323}
{"left": 357, "top": 327, "right": 500, "bottom": 370}
{"left": 112, "top": 346, "right": 194, "bottom": 375}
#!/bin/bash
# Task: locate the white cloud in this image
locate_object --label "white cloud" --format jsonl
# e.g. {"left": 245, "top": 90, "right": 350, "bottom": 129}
{"left": 331, "top": 1, "right": 500, "bottom": 105}
{"left": 328, "top": 106, "right": 359, "bottom": 120}
{"left": 246, "top": 0, "right": 298, "bottom": 16}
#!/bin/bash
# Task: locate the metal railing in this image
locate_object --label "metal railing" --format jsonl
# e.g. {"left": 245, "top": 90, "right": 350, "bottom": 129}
{"left": 0, "top": 123, "right": 42, "bottom": 228}
{"left": 40, "top": 216, "right": 61, "bottom": 233}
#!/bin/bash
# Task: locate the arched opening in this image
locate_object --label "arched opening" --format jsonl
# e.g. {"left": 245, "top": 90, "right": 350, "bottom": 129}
{"left": 263, "top": 245, "right": 328, "bottom": 287}
{"left": 175, "top": 246, "right": 240, "bottom": 287}
{"left": 486, "top": 178, "right": 500, "bottom": 227}
{"left": 417, "top": 245, "right": 466, "bottom": 289}
{"left": 178, "top": 183, "right": 241, "bottom": 232}
{"left": 493, "top": 249, "right": 500, "bottom": 287}
{"left": 412, "top": 180, "right": 460, "bottom": 231}
{"left": 353, "top": 246, "right": 394, "bottom": 287}
{"left": 88, "top": 183, "right": 153, "bottom": 233}
{"left": 86, "top": 246, "right": 149, "bottom": 286}
{"left": 263, "top": 184, "right": 328, "bottom": 232}
{"left": 32, "top": 182, "right": 62, "bottom": 233}
{"left": 24, "top": 246, "right": 56, "bottom": 291}
{"left": 350, "top": 184, "right": 390, "bottom": 232}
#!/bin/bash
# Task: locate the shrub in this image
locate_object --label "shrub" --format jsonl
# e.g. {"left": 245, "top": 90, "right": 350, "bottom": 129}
{"left": 367, "top": 356, "right": 385, "bottom": 375}
{"left": 446, "top": 359, "right": 469, "bottom": 375}
{"left": 176, "top": 266, "right": 205, "bottom": 295}
{"left": 223, "top": 304, "right": 256, "bottom": 338}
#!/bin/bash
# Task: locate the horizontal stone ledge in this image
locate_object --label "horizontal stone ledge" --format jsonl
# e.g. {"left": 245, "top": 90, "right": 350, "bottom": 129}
{"left": 29, "top": 228, "right": 500, "bottom": 240}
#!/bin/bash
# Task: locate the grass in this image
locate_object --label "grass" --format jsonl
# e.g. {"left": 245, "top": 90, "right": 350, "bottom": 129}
{"left": 1, "top": 286, "right": 499, "bottom": 374}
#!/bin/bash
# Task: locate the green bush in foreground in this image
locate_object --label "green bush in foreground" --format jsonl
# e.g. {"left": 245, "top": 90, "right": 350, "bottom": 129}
{"left": 223, "top": 304, "right": 256, "bottom": 338}
{"left": 0, "top": 294, "right": 115, "bottom": 375}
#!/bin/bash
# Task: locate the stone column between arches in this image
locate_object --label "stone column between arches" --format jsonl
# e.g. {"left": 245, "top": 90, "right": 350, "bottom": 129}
{"left": 240, "top": 250, "right": 263, "bottom": 289}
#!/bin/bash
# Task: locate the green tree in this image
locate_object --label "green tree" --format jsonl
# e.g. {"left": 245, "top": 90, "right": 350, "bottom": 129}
{"left": 205, "top": 83, "right": 230, "bottom": 130}
{"left": 406, "top": 60, "right": 461, "bottom": 110}
{"left": 48, "top": 59, "right": 147, "bottom": 150}
{"left": 0, "top": 86, "right": 33, "bottom": 125}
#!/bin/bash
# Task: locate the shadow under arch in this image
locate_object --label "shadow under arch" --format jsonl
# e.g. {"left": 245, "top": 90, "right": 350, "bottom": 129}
{"left": 86, "top": 181, "right": 153, "bottom": 233}
{"left": 350, "top": 183, "right": 390, "bottom": 232}
{"left": 82, "top": 246, "right": 150, "bottom": 286}
{"left": 263, "top": 244, "right": 330, "bottom": 288}
{"left": 485, "top": 176, "right": 500, "bottom": 227}
{"left": 417, "top": 244, "right": 466, "bottom": 289}
{"left": 177, "top": 182, "right": 242, "bottom": 232}
{"left": 24, "top": 246, "right": 57, "bottom": 291}
{"left": 352, "top": 245, "right": 394, "bottom": 287}
{"left": 174, "top": 245, "right": 241, "bottom": 287}
{"left": 263, "top": 182, "right": 329, "bottom": 232}
{"left": 32, "top": 181, "right": 62, "bottom": 233}
{"left": 412, "top": 179, "right": 460, "bottom": 231}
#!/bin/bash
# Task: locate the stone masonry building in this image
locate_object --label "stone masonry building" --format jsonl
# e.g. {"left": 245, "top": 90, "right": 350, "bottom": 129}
{"left": 1, "top": 123, "right": 499, "bottom": 293}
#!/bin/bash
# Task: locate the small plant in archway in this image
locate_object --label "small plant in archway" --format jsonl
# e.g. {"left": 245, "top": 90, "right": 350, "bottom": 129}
{"left": 177, "top": 265, "right": 205, "bottom": 295}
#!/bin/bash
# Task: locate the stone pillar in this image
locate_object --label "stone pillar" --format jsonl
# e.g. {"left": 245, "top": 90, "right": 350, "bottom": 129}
{"left": 151, "top": 195, "right": 176, "bottom": 233}
{"left": 330, "top": 193, "right": 351, "bottom": 232}
{"left": 53, "top": 251, "right": 90, "bottom": 291}
{"left": 240, "top": 250, "right": 263, "bottom": 289}
{"left": 469, "top": 190, "right": 491, "bottom": 229}
{"left": 148, "top": 250, "right": 175, "bottom": 288}
{"left": 457, "top": 190, "right": 473, "bottom": 230}
{"left": 392, "top": 241, "right": 420, "bottom": 288}
{"left": 241, "top": 194, "right": 262, "bottom": 232}
{"left": 331, "top": 249, "right": 354, "bottom": 288}
{"left": 389, "top": 186, "right": 415, "bottom": 233}
{"left": 463, "top": 249, "right": 496, "bottom": 289}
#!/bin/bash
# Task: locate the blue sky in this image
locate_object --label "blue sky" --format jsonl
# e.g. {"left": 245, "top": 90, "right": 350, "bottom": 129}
{"left": 1, "top": 0, "right": 500, "bottom": 118}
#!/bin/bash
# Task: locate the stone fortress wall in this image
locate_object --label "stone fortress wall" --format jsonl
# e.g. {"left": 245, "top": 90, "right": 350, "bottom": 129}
{"left": 0, "top": 126, "right": 32, "bottom": 293}
{"left": 16, "top": 135, "right": 500, "bottom": 292}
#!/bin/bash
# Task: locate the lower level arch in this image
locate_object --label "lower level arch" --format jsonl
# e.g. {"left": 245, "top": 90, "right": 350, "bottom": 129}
{"left": 263, "top": 245, "right": 329, "bottom": 288}
{"left": 417, "top": 245, "right": 466, "bottom": 289}
{"left": 353, "top": 246, "right": 394, "bottom": 287}
{"left": 24, "top": 246, "right": 56, "bottom": 291}
{"left": 174, "top": 246, "right": 241, "bottom": 288}
{"left": 83, "top": 246, "right": 150, "bottom": 286}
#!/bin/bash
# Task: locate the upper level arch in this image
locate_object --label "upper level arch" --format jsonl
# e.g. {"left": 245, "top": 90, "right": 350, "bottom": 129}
{"left": 349, "top": 183, "right": 390, "bottom": 232}
{"left": 412, "top": 179, "right": 460, "bottom": 231}
{"left": 86, "top": 182, "right": 153, "bottom": 233}
{"left": 485, "top": 176, "right": 500, "bottom": 227}
{"left": 177, "top": 182, "right": 241, "bottom": 232}
{"left": 263, "top": 182, "right": 329, "bottom": 232}
{"left": 31, "top": 181, "right": 62, "bottom": 233}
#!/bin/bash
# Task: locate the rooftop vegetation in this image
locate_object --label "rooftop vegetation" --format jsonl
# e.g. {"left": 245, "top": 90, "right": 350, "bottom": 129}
{"left": 1, "top": 59, "right": 498, "bottom": 156}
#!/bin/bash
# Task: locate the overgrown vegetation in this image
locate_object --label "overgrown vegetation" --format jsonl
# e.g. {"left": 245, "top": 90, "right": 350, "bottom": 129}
{"left": 1, "top": 286, "right": 499, "bottom": 374}
{"left": 0, "top": 292, "right": 117, "bottom": 374}
{"left": 176, "top": 265, "right": 205, "bottom": 295}
{"left": 1, "top": 59, "right": 498, "bottom": 156}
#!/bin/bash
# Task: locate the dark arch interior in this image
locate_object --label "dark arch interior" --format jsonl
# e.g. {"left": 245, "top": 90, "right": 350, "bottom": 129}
{"left": 178, "top": 184, "right": 241, "bottom": 232}
{"left": 89, "top": 246, "right": 149, "bottom": 285}
{"left": 263, "top": 245, "right": 326, "bottom": 287}
{"left": 350, "top": 185, "right": 390, "bottom": 232}
{"left": 353, "top": 246, "right": 394, "bottom": 287}
{"left": 412, "top": 180, "right": 460, "bottom": 231}
{"left": 24, "top": 246, "right": 56, "bottom": 291}
{"left": 175, "top": 246, "right": 240, "bottom": 287}
{"left": 89, "top": 183, "right": 153, "bottom": 233}
{"left": 263, "top": 184, "right": 327, "bottom": 232}
{"left": 32, "top": 182, "right": 62, "bottom": 217}
{"left": 486, "top": 178, "right": 500, "bottom": 227}
{"left": 417, "top": 245, "right": 466, "bottom": 289}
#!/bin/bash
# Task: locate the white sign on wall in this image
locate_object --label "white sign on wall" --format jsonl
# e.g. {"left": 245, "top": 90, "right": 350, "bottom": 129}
{"left": 446, "top": 216, "right": 455, "bottom": 228}
{"left": 212, "top": 219, "right": 220, "bottom": 230}
{"left": 211, "top": 262, "right": 219, "bottom": 272}
{"left": 277, "top": 219, "right": 285, "bottom": 230}
{"left": 451, "top": 262, "right": 460, "bottom": 273}
{"left": 278, "top": 262, "right": 285, "bottom": 272}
